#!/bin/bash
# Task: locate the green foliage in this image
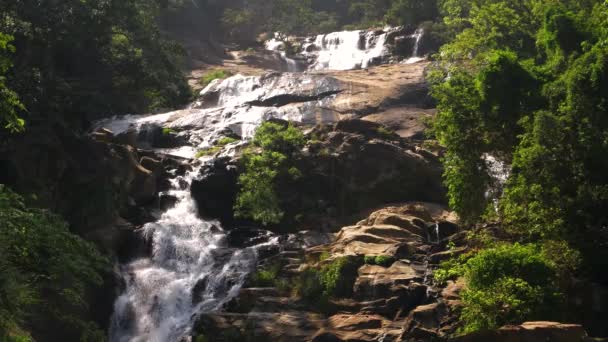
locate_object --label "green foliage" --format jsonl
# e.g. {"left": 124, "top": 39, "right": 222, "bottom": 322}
{"left": 251, "top": 122, "right": 306, "bottom": 154}
{"left": 235, "top": 122, "right": 305, "bottom": 225}
{"left": 461, "top": 244, "right": 561, "bottom": 333}
{"left": 195, "top": 146, "right": 222, "bottom": 158}
{"left": 194, "top": 136, "right": 239, "bottom": 158}
{"left": 217, "top": 136, "right": 239, "bottom": 146}
{"left": 385, "top": 0, "right": 439, "bottom": 26}
{"left": 0, "top": 0, "right": 191, "bottom": 128}
{"left": 0, "top": 185, "right": 109, "bottom": 341}
{"left": 250, "top": 262, "right": 283, "bottom": 288}
{"left": 375, "top": 126, "right": 396, "bottom": 140}
{"left": 295, "top": 256, "right": 363, "bottom": 300}
{"left": 162, "top": 127, "right": 176, "bottom": 135}
{"left": 235, "top": 151, "right": 287, "bottom": 224}
{"left": 437, "top": 243, "right": 566, "bottom": 333}
{"left": 430, "top": 3, "right": 608, "bottom": 286}
{"left": 219, "top": 0, "right": 441, "bottom": 38}
{"left": 461, "top": 277, "right": 546, "bottom": 333}
{"left": 0, "top": 33, "right": 24, "bottom": 133}
{"left": 319, "top": 256, "right": 362, "bottom": 297}
{"left": 198, "top": 70, "right": 232, "bottom": 88}
{"left": 375, "top": 255, "right": 396, "bottom": 267}
{"left": 364, "top": 255, "right": 396, "bottom": 267}
{"left": 294, "top": 269, "right": 325, "bottom": 301}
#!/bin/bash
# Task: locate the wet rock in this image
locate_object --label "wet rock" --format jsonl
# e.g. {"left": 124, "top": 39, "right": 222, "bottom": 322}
{"left": 193, "top": 312, "right": 326, "bottom": 342}
{"left": 130, "top": 164, "right": 157, "bottom": 205}
{"left": 226, "top": 227, "right": 275, "bottom": 248}
{"left": 140, "top": 157, "right": 162, "bottom": 175}
{"left": 310, "top": 314, "right": 399, "bottom": 342}
{"left": 354, "top": 262, "right": 422, "bottom": 300}
{"left": 192, "top": 276, "right": 208, "bottom": 305}
{"left": 191, "top": 157, "right": 239, "bottom": 224}
{"left": 159, "top": 193, "right": 178, "bottom": 211}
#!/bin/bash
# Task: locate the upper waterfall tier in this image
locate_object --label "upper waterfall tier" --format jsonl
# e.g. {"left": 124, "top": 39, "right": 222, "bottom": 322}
{"left": 264, "top": 27, "right": 426, "bottom": 71}
{"left": 94, "top": 61, "right": 431, "bottom": 160}
{"left": 303, "top": 29, "right": 390, "bottom": 70}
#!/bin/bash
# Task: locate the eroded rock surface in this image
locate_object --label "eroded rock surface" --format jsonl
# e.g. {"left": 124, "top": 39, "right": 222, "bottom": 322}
{"left": 192, "top": 203, "right": 462, "bottom": 342}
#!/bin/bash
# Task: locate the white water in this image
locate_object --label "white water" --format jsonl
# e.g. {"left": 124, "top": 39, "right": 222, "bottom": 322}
{"left": 110, "top": 164, "right": 278, "bottom": 342}
{"left": 303, "top": 29, "right": 390, "bottom": 70}
{"left": 265, "top": 35, "right": 299, "bottom": 72}
{"left": 404, "top": 28, "right": 425, "bottom": 64}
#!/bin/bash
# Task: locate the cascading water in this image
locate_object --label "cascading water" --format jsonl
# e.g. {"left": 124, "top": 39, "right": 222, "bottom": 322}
{"left": 404, "top": 28, "right": 425, "bottom": 64}
{"left": 101, "top": 25, "right": 427, "bottom": 342}
{"left": 109, "top": 163, "right": 278, "bottom": 342}
{"left": 303, "top": 29, "right": 390, "bottom": 70}
{"left": 265, "top": 35, "right": 300, "bottom": 72}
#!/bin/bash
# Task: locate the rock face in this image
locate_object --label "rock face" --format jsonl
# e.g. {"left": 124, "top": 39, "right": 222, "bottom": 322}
{"left": 95, "top": 61, "right": 433, "bottom": 160}
{"left": 192, "top": 203, "right": 461, "bottom": 342}
{"left": 452, "top": 322, "right": 589, "bottom": 342}
{"left": 190, "top": 157, "right": 239, "bottom": 224}
{"left": 188, "top": 118, "right": 445, "bottom": 230}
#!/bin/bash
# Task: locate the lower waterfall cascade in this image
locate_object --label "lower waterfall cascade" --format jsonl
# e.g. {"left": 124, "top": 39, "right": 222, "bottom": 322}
{"left": 109, "top": 163, "right": 279, "bottom": 342}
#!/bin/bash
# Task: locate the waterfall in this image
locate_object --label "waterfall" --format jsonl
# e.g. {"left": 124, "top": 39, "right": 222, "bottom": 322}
{"left": 404, "top": 28, "right": 425, "bottom": 64}
{"left": 109, "top": 163, "right": 278, "bottom": 342}
{"left": 100, "top": 26, "right": 427, "bottom": 341}
{"left": 303, "top": 29, "right": 390, "bottom": 70}
{"left": 484, "top": 154, "right": 511, "bottom": 212}
{"left": 434, "top": 222, "right": 440, "bottom": 243}
{"left": 265, "top": 35, "right": 300, "bottom": 72}
{"left": 411, "top": 28, "right": 424, "bottom": 57}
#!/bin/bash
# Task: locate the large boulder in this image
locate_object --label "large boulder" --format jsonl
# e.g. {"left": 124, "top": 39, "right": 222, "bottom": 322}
{"left": 190, "top": 157, "right": 239, "bottom": 225}
{"left": 329, "top": 203, "right": 456, "bottom": 259}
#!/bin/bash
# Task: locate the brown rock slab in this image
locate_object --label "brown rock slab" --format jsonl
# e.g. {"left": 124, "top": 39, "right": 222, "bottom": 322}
{"left": 451, "top": 321, "right": 588, "bottom": 342}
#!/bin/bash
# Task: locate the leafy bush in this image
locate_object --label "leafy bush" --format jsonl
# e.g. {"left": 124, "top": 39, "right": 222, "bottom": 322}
{"left": 235, "top": 122, "right": 305, "bottom": 225}
{"left": 195, "top": 146, "right": 222, "bottom": 158}
{"left": 251, "top": 122, "right": 305, "bottom": 155}
{"left": 199, "top": 70, "right": 232, "bottom": 88}
{"left": 319, "top": 256, "right": 362, "bottom": 297}
{"left": 0, "top": 33, "right": 24, "bottom": 133}
{"left": 376, "top": 126, "right": 396, "bottom": 140}
{"left": 437, "top": 243, "right": 563, "bottom": 334}
{"left": 364, "top": 255, "right": 396, "bottom": 267}
{"left": 374, "top": 255, "right": 396, "bottom": 267}
{"left": 364, "top": 255, "right": 377, "bottom": 265}
{"left": 250, "top": 262, "right": 283, "bottom": 288}
{"left": 294, "top": 256, "right": 363, "bottom": 300}
{"left": 0, "top": 185, "right": 109, "bottom": 341}
{"left": 217, "top": 136, "right": 239, "bottom": 146}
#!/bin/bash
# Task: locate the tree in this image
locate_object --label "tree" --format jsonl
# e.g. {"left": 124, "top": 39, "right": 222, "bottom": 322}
{"left": 0, "top": 0, "right": 191, "bottom": 128}
{"left": 0, "top": 33, "right": 24, "bottom": 132}
{"left": 431, "top": 0, "right": 608, "bottom": 283}
{"left": 235, "top": 122, "right": 305, "bottom": 225}
{"left": 0, "top": 185, "right": 109, "bottom": 341}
